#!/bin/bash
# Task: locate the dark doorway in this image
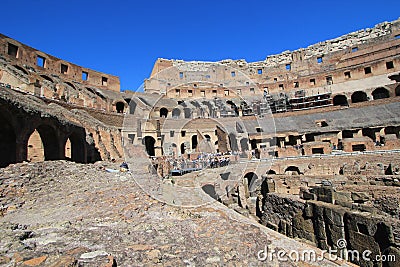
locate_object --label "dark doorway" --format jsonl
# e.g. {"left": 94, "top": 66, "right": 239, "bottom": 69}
{"left": 143, "top": 136, "right": 156, "bottom": 156}
{"left": 351, "top": 91, "right": 368, "bottom": 103}
{"left": 65, "top": 130, "right": 86, "bottom": 163}
{"left": 180, "top": 143, "right": 185, "bottom": 155}
{"left": 312, "top": 148, "right": 324, "bottom": 154}
{"left": 372, "top": 87, "right": 390, "bottom": 100}
{"left": 116, "top": 102, "right": 125, "bottom": 113}
{"left": 333, "top": 95, "right": 348, "bottom": 106}
{"left": 250, "top": 139, "right": 257, "bottom": 150}
{"left": 352, "top": 144, "right": 366, "bottom": 152}
{"left": 0, "top": 114, "right": 16, "bottom": 167}
{"left": 192, "top": 135, "right": 198, "bottom": 149}
{"left": 160, "top": 108, "right": 168, "bottom": 118}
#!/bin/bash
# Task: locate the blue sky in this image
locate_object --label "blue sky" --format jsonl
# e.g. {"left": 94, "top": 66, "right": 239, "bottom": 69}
{"left": 1, "top": 0, "right": 399, "bottom": 91}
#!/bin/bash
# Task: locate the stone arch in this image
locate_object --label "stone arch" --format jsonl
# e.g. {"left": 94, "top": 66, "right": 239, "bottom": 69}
{"left": 333, "top": 94, "right": 348, "bottom": 106}
{"left": 172, "top": 108, "right": 181, "bottom": 118}
{"left": 396, "top": 85, "right": 400, "bottom": 96}
{"left": 351, "top": 91, "right": 368, "bottom": 103}
{"left": 116, "top": 101, "right": 125, "bottom": 113}
{"left": 240, "top": 138, "right": 249, "bottom": 152}
{"left": 160, "top": 107, "right": 168, "bottom": 118}
{"left": 228, "top": 133, "right": 238, "bottom": 151}
{"left": 64, "top": 130, "right": 86, "bottom": 163}
{"left": 41, "top": 74, "right": 54, "bottom": 83}
{"left": 27, "top": 130, "right": 44, "bottom": 162}
{"left": 0, "top": 113, "right": 16, "bottom": 167}
{"left": 27, "top": 124, "right": 60, "bottom": 161}
{"left": 244, "top": 172, "right": 258, "bottom": 191}
{"left": 284, "top": 166, "right": 301, "bottom": 175}
{"left": 13, "top": 65, "right": 29, "bottom": 75}
{"left": 143, "top": 136, "right": 156, "bottom": 156}
{"left": 372, "top": 87, "right": 390, "bottom": 100}
{"left": 65, "top": 82, "right": 76, "bottom": 90}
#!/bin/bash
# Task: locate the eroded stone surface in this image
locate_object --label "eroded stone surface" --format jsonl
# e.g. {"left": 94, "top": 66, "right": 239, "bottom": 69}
{"left": 0, "top": 161, "right": 352, "bottom": 266}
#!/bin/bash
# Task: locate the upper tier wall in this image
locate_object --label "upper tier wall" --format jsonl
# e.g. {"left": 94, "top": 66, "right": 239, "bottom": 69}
{"left": 0, "top": 34, "right": 120, "bottom": 92}
{"left": 145, "top": 18, "right": 400, "bottom": 95}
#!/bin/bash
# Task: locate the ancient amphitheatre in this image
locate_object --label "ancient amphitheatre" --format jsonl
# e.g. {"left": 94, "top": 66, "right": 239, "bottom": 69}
{"left": 0, "top": 18, "right": 400, "bottom": 267}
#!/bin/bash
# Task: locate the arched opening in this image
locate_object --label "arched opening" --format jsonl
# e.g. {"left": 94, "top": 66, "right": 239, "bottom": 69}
{"left": 351, "top": 91, "right": 368, "bottom": 103}
{"left": 0, "top": 114, "right": 16, "bottom": 167}
{"left": 160, "top": 107, "right": 168, "bottom": 118}
{"left": 65, "top": 82, "right": 75, "bottom": 90}
{"left": 184, "top": 108, "right": 191, "bottom": 118}
{"left": 14, "top": 65, "right": 29, "bottom": 75}
{"left": 143, "top": 136, "right": 156, "bottom": 156}
{"left": 28, "top": 130, "right": 44, "bottom": 162}
{"left": 284, "top": 166, "right": 301, "bottom": 175}
{"left": 116, "top": 102, "right": 125, "bottom": 113}
{"left": 240, "top": 138, "right": 249, "bottom": 152}
{"left": 267, "top": 169, "right": 276, "bottom": 175}
{"left": 65, "top": 138, "right": 71, "bottom": 160}
{"left": 228, "top": 133, "right": 238, "bottom": 151}
{"left": 65, "top": 131, "right": 86, "bottom": 163}
{"left": 372, "top": 87, "right": 390, "bottom": 100}
{"left": 172, "top": 108, "right": 181, "bottom": 118}
{"left": 333, "top": 95, "right": 348, "bottom": 106}
{"left": 41, "top": 75, "right": 54, "bottom": 83}
{"left": 180, "top": 143, "right": 186, "bottom": 155}
{"left": 191, "top": 135, "right": 198, "bottom": 149}
{"left": 202, "top": 184, "right": 219, "bottom": 200}
{"left": 28, "top": 125, "right": 60, "bottom": 161}
{"left": 204, "top": 134, "right": 211, "bottom": 140}
{"left": 396, "top": 85, "right": 400, "bottom": 96}
{"left": 244, "top": 172, "right": 258, "bottom": 192}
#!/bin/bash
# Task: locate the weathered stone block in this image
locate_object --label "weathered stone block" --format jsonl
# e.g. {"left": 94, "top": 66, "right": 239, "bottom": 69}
{"left": 335, "top": 200, "right": 353, "bottom": 209}
{"left": 334, "top": 191, "right": 352, "bottom": 203}
{"left": 351, "top": 192, "right": 370, "bottom": 203}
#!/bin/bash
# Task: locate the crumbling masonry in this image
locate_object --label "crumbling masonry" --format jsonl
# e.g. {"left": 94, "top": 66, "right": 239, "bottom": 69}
{"left": 1, "top": 18, "right": 400, "bottom": 266}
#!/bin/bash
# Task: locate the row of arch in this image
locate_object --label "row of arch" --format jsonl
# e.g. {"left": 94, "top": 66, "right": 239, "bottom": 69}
{"left": 0, "top": 102, "right": 99, "bottom": 168}
{"left": 333, "top": 86, "right": 399, "bottom": 106}
{"left": 156, "top": 87, "right": 399, "bottom": 114}
{"left": 142, "top": 134, "right": 250, "bottom": 157}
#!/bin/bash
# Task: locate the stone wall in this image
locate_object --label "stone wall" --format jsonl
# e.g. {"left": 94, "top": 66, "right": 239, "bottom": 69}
{"left": 0, "top": 34, "right": 120, "bottom": 92}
